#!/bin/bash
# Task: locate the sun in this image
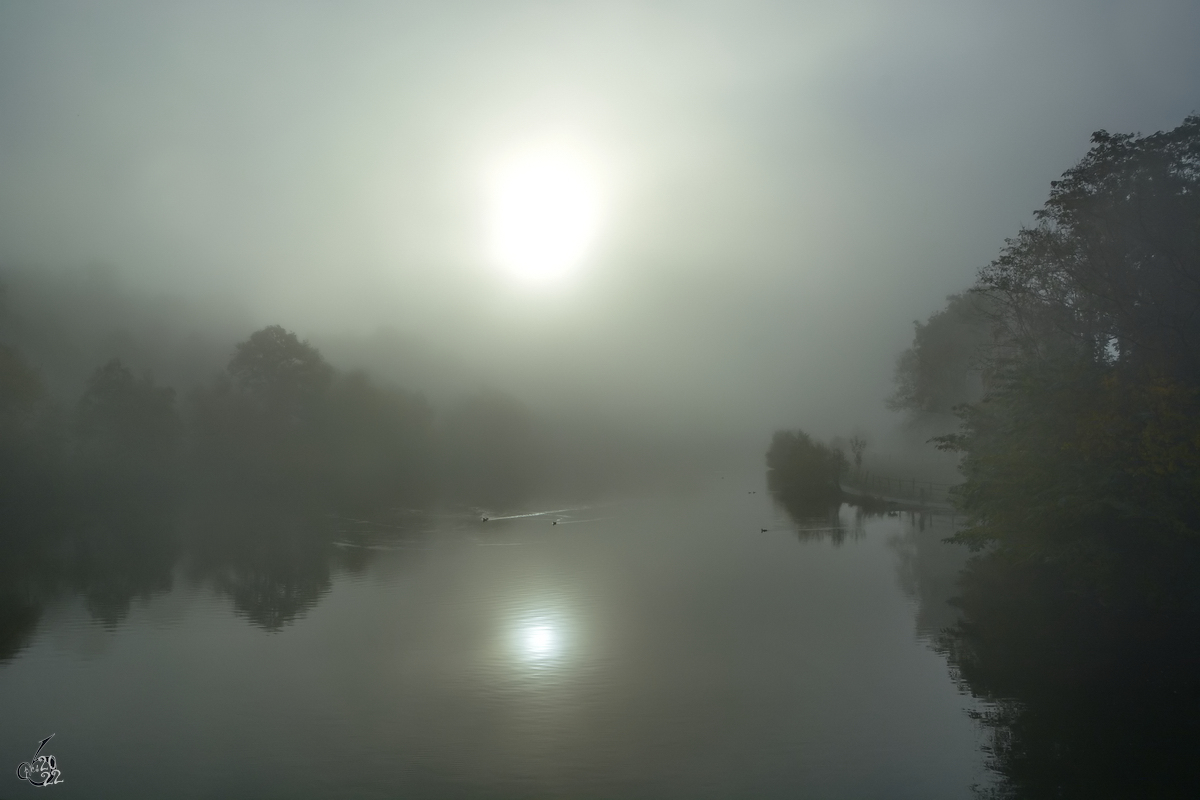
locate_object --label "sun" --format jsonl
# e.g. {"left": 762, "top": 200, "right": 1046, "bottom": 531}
{"left": 487, "top": 148, "right": 601, "bottom": 282}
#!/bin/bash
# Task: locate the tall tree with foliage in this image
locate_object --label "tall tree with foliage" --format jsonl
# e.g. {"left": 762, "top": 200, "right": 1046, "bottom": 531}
{"left": 190, "top": 325, "right": 436, "bottom": 504}
{"left": 930, "top": 117, "right": 1200, "bottom": 571}
{"left": 888, "top": 292, "right": 995, "bottom": 427}
{"left": 227, "top": 325, "right": 334, "bottom": 425}
{"left": 190, "top": 326, "right": 336, "bottom": 489}
{"left": 980, "top": 118, "right": 1200, "bottom": 380}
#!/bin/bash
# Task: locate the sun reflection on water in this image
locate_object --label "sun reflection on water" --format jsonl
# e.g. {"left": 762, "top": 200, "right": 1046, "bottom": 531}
{"left": 512, "top": 612, "right": 572, "bottom": 668}
{"left": 524, "top": 624, "right": 556, "bottom": 657}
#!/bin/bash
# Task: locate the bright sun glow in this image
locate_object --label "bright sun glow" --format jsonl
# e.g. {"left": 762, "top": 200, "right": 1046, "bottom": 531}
{"left": 523, "top": 624, "right": 557, "bottom": 657}
{"left": 488, "top": 149, "right": 600, "bottom": 281}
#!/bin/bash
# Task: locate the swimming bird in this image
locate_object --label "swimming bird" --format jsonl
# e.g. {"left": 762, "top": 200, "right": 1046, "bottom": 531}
{"left": 760, "top": 528, "right": 768, "bottom": 533}
{"left": 481, "top": 516, "right": 489, "bottom": 522}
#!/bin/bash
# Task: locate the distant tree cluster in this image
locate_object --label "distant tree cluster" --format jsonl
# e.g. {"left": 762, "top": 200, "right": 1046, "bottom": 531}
{"left": 0, "top": 321, "right": 545, "bottom": 512}
{"left": 189, "top": 325, "right": 436, "bottom": 504}
{"left": 0, "top": 343, "right": 57, "bottom": 494}
{"left": 887, "top": 292, "right": 994, "bottom": 425}
{"left": 75, "top": 358, "right": 181, "bottom": 486}
{"left": 897, "top": 116, "right": 1200, "bottom": 574}
{"left": 765, "top": 429, "right": 847, "bottom": 505}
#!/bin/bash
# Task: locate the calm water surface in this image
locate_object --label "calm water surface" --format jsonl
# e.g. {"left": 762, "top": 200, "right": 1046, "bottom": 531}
{"left": 1, "top": 475, "right": 988, "bottom": 798}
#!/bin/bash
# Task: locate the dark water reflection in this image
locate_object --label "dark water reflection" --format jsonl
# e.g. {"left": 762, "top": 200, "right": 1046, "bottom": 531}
{"left": 774, "top": 485, "right": 1200, "bottom": 799}
{"left": 934, "top": 554, "right": 1200, "bottom": 799}
{"left": 5, "top": 476, "right": 988, "bottom": 798}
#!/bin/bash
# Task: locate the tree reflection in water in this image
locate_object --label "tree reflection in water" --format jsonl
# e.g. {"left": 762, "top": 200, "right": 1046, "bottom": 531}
{"left": 888, "top": 513, "right": 1200, "bottom": 799}
{"left": 933, "top": 554, "right": 1200, "bottom": 799}
{"left": 0, "top": 592, "right": 41, "bottom": 664}
{"left": 833, "top": 502, "right": 1200, "bottom": 798}
{"left": 0, "top": 488, "right": 181, "bottom": 656}
{"left": 0, "top": 488, "right": 430, "bottom": 656}
{"left": 888, "top": 512, "right": 970, "bottom": 642}
{"left": 182, "top": 498, "right": 342, "bottom": 631}
{"left": 769, "top": 481, "right": 870, "bottom": 546}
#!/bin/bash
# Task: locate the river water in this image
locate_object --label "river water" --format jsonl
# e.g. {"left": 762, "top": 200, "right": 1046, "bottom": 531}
{"left": 1, "top": 473, "right": 989, "bottom": 798}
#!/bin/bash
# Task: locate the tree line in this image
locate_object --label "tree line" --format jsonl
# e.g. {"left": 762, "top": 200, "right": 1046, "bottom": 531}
{"left": 889, "top": 115, "right": 1200, "bottom": 581}
{"left": 0, "top": 322, "right": 544, "bottom": 512}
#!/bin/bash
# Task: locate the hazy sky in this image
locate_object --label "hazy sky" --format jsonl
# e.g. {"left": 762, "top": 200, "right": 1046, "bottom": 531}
{"left": 1, "top": 1, "right": 1197, "bottom": 441}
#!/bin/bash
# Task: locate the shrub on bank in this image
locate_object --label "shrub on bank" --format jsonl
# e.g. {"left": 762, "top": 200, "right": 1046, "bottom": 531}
{"left": 766, "top": 429, "right": 846, "bottom": 504}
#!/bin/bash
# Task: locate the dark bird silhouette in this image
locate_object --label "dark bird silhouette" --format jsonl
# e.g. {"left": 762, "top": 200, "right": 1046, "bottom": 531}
{"left": 760, "top": 528, "right": 768, "bottom": 533}
{"left": 481, "top": 516, "right": 489, "bottom": 522}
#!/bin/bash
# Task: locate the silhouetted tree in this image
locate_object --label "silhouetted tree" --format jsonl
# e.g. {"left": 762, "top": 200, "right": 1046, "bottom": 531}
{"left": 979, "top": 117, "right": 1200, "bottom": 382}
{"left": 918, "top": 117, "right": 1200, "bottom": 566}
{"left": 190, "top": 325, "right": 334, "bottom": 489}
{"left": 191, "top": 325, "right": 439, "bottom": 505}
{"left": 848, "top": 434, "right": 867, "bottom": 470}
{"left": 227, "top": 325, "right": 333, "bottom": 424}
{"left": 0, "top": 344, "right": 47, "bottom": 436}
{"left": 888, "top": 292, "right": 994, "bottom": 425}
{"left": 0, "top": 344, "right": 61, "bottom": 502}
{"left": 76, "top": 358, "right": 180, "bottom": 480}
{"left": 766, "top": 429, "right": 846, "bottom": 504}
{"left": 898, "top": 118, "right": 1200, "bottom": 795}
